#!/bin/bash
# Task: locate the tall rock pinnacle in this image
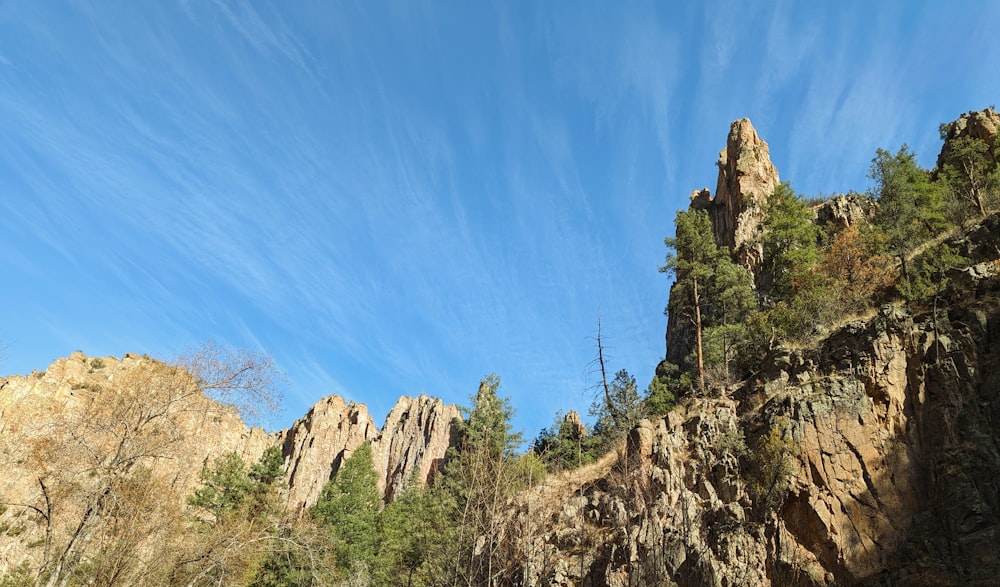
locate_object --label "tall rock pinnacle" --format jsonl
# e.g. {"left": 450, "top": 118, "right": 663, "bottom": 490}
{"left": 669, "top": 118, "right": 779, "bottom": 366}
{"left": 710, "top": 118, "right": 780, "bottom": 273}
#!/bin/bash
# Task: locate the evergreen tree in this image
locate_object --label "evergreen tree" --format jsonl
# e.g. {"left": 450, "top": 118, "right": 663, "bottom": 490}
{"left": 762, "top": 182, "right": 823, "bottom": 303}
{"left": 188, "top": 446, "right": 286, "bottom": 522}
{"left": 939, "top": 135, "right": 1000, "bottom": 219}
{"left": 702, "top": 257, "right": 756, "bottom": 381}
{"left": 440, "top": 375, "right": 528, "bottom": 586}
{"left": 453, "top": 374, "right": 523, "bottom": 461}
{"left": 188, "top": 453, "right": 254, "bottom": 521}
{"left": 532, "top": 411, "right": 598, "bottom": 472}
{"left": 313, "top": 441, "right": 381, "bottom": 574}
{"left": 181, "top": 446, "right": 315, "bottom": 586}
{"left": 644, "top": 369, "right": 677, "bottom": 417}
{"left": 868, "top": 145, "right": 948, "bottom": 256}
{"left": 663, "top": 209, "right": 755, "bottom": 388}
{"left": 375, "top": 480, "right": 455, "bottom": 587}
{"left": 589, "top": 369, "right": 643, "bottom": 445}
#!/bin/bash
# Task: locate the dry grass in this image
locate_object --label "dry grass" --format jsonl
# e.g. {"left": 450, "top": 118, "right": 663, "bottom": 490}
{"left": 517, "top": 440, "right": 624, "bottom": 517}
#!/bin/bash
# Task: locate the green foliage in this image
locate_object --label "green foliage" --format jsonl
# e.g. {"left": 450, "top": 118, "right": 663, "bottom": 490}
{"left": 663, "top": 209, "right": 756, "bottom": 383}
{"left": 743, "top": 421, "right": 798, "bottom": 515}
{"left": 762, "top": 182, "right": 823, "bottom": 303}
{"left": 643, "top": 372, "right": 677, "bottom": 416}
{"left": 513, "top": 450, "right": 548, "bottom": 486}
{"left": 313, "top": 441, "right": 381, "bottom": 572}
{"left": 439, "top": 375, "right": 537, "bottom": 586}
{"left": 533, "top": 412, "right": 599, "bottom": 472}
{"left": 869, "top": 145, "right": 948, "bottom": 254}
{"left": 663, "top": 209, "right": 723, "bottom": 290}
{"left": 453, "top": 374, "right": 523, "bottom": 461}
{"left": 375, "top": 482, "right": 456, "bottom": 587}
{"left": 898, "top": 243, "right": 970, "bottom": 302}
{"left": 188, "top": 453, "right": 255, "bottom": 521}
{"left": 589, "top": 369, "right": 644, "bottom": 443}
{"left": 188, "top": 446, "right": 286, "bottom": 523}
{"left": 939, "top": 135, "right": 1000, "bottom": 220}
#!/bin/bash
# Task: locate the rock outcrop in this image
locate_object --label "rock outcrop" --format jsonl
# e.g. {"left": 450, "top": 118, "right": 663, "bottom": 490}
{"left": 702, "top": 118, "right": 781, "bottom": 274}
{"left": 937, "top": 106, "right": 1000, "bottom": 169}
{"left": 0, "top": 352, "right": 460, "bottom": 518}
{"left": 280, "top": 393, "right": 460, "bottom": 510}
{"left": 372, "top": 394, "right": 460, "bottom": 502}
{"left": 666, "top": 118, "right": 781, "bottom": 367}
{"left": 507, "top": 214, "right": 1000, "bottom": 586}
{"left": 280, "top": 395, "right": 379, "bottom": 511}
{"left": 0, "top": 352, "right": 274, "bottom": 495}
{"left": 813, "top": 192, "right": 875, "bottom": 230}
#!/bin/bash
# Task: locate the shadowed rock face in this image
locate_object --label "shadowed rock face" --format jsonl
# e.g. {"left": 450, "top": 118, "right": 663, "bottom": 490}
{"left": 510, "top": 263, "right": 1000, "bottom": 586}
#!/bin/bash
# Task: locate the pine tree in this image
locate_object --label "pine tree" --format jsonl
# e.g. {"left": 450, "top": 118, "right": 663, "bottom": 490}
{"left": 939, "top": 135, "right": 999, "bottom": 219}
{"left": 376, "top": 481, "right": 455, "bottom": 587}
{"left": 313, "top": 441, "right": 381, "bottom": 574}
{"left": 868, "top": 145, "right": 948, "bottom": 256}
{"left": 441, "top": 375, "right": 527, "bottom": 586}
{"left": 762, "top": 182, "right": 823, "bottom": 303}
{"left": 663, "top": 209, "right": 755, "bottom": 389}
{"left": 589, "top": 369, "right": 643, "bottom": 444}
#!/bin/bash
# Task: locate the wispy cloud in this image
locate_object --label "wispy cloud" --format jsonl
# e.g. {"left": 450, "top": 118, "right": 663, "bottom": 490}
{"left": 3, "top": 1, "right": 998, "bottom": 437}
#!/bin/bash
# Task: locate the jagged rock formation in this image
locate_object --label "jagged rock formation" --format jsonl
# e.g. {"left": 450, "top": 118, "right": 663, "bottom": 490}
{"left": 280, "top": 393, "right": 460, "bottom": 510}
{"left": 691, "top": 118, "right": 781, "bottom": 275}
{"left": 813, "top": 193, "right": 875, "bottom": 230}
{"left": 0, "top": 352, "right": 460, "bottom": 518}
{"left": 280, "top": 395, "right": 379, "bottom": 511}
{"left": 668, "top": 118, "right": 780, "bottom": 367}
{"left": 563, "top": 409, "right": 587, "bottom": 438}
{"left": 505, "top": 214, "right": 1000, "bottom": 585}
{"left": 937, "top": 106, "right": 1000, "bottom": 169}
{"left": 373, "top": 394, "right": 459, "bottom": 502}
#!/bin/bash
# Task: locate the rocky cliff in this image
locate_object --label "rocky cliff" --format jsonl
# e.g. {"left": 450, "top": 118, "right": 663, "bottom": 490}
{"left": 516, "top": 111, "right": 1000, "bottom": 586}
{"left": 0, "top": 352, "right": 460, "bottom": 515}
{"left": 504, "top": 214, "right": 1000, "bottom": 586}
{"left": 281, "top": 392, "right": 460, "bottom": 511}
{"left": 937, "top": 106, "right": 1000, "bottom": 169}
{"left": 668, "top": 118, "right": 781, "bottom": 367}
{"left": 690, "top": 118, "right": 781, "bottom": 275}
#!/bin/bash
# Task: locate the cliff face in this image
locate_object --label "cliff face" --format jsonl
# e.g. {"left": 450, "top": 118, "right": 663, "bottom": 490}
{"left": 0, "top": 353, "right": 460, "bottom": 516}
{"left": 280, "top": 392, "right": 460, "bottom": 510}
{"left": 0, "top": 352, "right": 274, "bottom": 498}
{"left": 537, "top": 110, "right": 1000, "bottom": 586}
{"left": 508, "top": 234, "right": 1000, "bottom": 585}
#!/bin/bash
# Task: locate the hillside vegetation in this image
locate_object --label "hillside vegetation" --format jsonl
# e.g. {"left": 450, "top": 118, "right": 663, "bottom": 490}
{"left": 2, "top": 108, "right": 999, "bottom": 586}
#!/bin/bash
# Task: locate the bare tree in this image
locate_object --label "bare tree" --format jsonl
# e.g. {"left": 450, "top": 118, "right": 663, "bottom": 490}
{"left": 1, "top": 344, "right": 281, "bottom": 587}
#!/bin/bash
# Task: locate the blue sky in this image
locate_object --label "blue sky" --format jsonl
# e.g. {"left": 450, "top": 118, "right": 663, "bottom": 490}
{"left": 2, "top": 1, "right": 998, "bottom": 438}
